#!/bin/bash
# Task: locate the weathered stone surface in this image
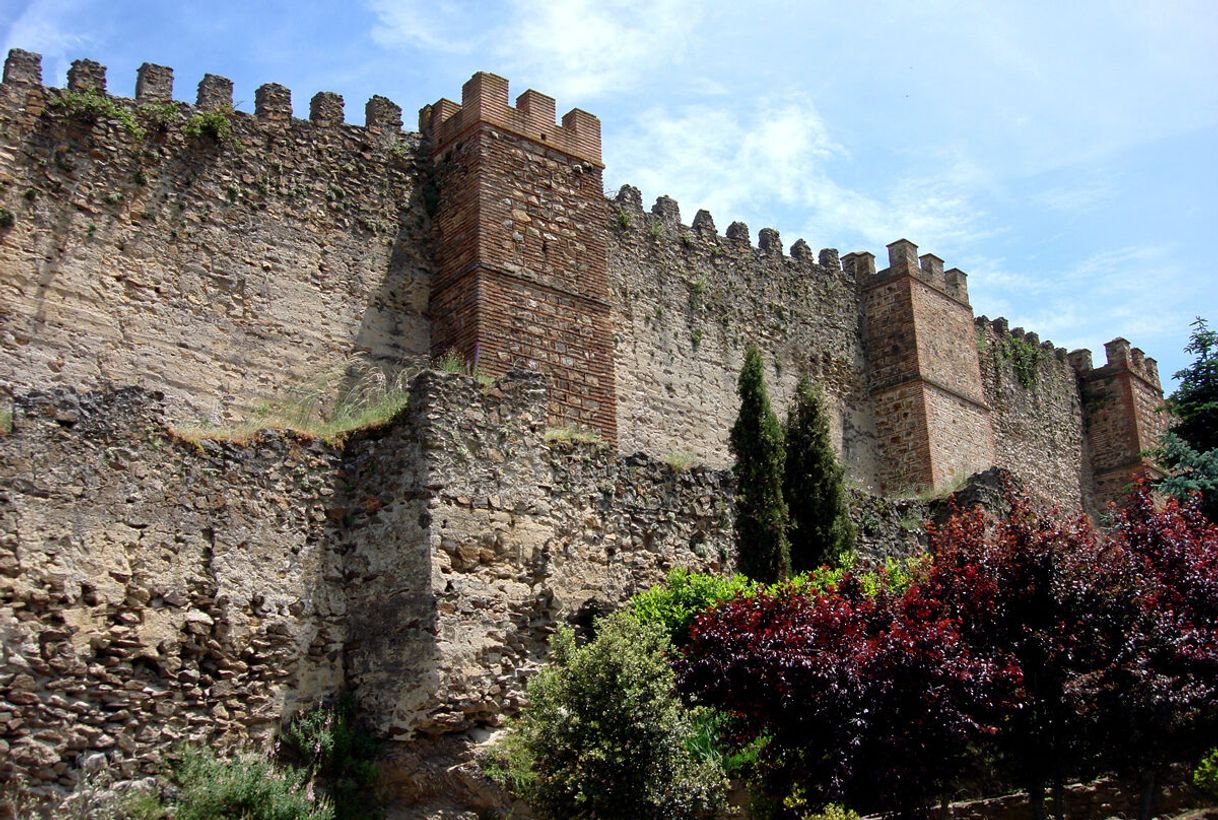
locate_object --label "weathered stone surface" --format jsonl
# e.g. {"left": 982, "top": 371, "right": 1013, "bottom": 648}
{"left": 0, "top": 72, "right": 432, "bottom": 429}
{"left": 0, "top": 371, "right": 732, "bottom": 809}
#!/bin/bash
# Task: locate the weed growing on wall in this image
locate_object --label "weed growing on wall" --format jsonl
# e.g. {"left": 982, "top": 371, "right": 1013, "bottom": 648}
{"left": 0, "top": 208, "right": 13, "bottom": 229}
{"left": 50, "top": 88, "right": 144, "bottom": 137}
{"left": 184, "top": 109, "right": 234, "bottom": 142}
{"left": 615, "top": 205, "right": 632, "bottom": 229}
{"left": 172, "top": 357, "right": 416, "bottom": 444}
{"left": 543, "top": 425, "right": 603, "bottom": 445}
{"left": 1002, "top": 335, "right": 1043, "bottom": 389}
{"left": 138, "top": 100, "right": 180, "bottom": 132}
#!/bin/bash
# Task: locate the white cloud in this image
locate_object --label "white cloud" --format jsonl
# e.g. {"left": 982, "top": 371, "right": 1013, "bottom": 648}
{"left": 367, "top": 0, "right": 477, "bottom": 54}
{"left": 605, "top": 96, "right": 992, "bottom": 254}
{"left": 1, "top": 0, "right": 93, "bottom": 81}
{"left": 366, "top": 0, "right": 702, "bottom": 99}
{"left": 969, "top": 244, "right": 1192, "bottom": 359}
{"left": 496, "top": 0, "right": 696, "bottom": 99}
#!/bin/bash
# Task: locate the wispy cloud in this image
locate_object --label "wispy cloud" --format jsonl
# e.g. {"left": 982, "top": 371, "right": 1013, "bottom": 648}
{"left": 605, "top": 96, "right": 993, "bottom": 253}
{"left": 367, "top": 0, "right": 701, "bottom": 98}
{"left": 1034, "top": 178, "right": 1116, "bottom": 213}
{"left": 1, "top": 0, "right": 94, "bottom": 81}
{"left": 970, "top": 244, "right": 1191, "bottom": 358}
{"left": 367, "top": 0, "right": 478, "bottom": 54}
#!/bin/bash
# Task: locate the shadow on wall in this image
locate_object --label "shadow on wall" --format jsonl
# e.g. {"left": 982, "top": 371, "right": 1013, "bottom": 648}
{"left": 0, "top": 385, "right": 441, "bottom": 795}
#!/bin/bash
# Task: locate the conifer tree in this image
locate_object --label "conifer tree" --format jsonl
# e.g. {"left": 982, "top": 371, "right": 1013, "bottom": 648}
{"left": 1156, "top": 317, "right": 1218, "bottom": 521}
{"left": 783, "top": 376, "right": 856, "bottom": 571}
{"left": 729, "top": 345, "right": 791, "bottom": 582}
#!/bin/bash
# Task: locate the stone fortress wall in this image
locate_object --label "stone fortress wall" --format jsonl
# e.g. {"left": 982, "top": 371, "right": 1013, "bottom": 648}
{"left": 0, "top": 48, "right": 1167, "bottom": 513}
{"left": 0, "top": 371, "right": 733, "bottom": 804}
{"left": 0, "top": 48, "right": 1174, "bottom": 809}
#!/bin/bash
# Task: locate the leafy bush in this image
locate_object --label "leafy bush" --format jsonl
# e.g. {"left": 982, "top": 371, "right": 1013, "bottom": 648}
{"left": 281, "top": 697, "right": 382, "bottom": 819}
{"left": 184, "top": 109, "right": 234, "bottom": 142}
{"left": 629, "top": 568, "right": 758, "bottom": 646}
{"left": 0, "top": 208, "right": 14, "bottom": 229}
{"left": 169, "top": 745, "right": 332, "bottom": 820}
{"left": 677, "top": 577, "right": 1019, "bottom": 816}
{"left": 1195, "top": 747, "right": 1218, "bottom": 799}
{"left": 484, "top": 614, "right": 727, "bottom": 818}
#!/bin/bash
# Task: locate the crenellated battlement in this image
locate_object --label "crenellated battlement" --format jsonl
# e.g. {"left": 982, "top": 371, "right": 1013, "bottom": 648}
{"left": 976, "top": 316, "right": 1070, "bottom": 364}
{"left": 421, "top": 71, "right": 602, "bottom": 166}
{"left": 1068, "top": 336, "right": 1161, "bottom": 388}
{"left": 0, "top": 45, "right": 1169, "bottom": 518}
{"left": 0, "top": 49, "right": 407, "bottom": 135}
{"left": 852, "top": 239, "right": 970, "bottom": 304}
{"left": 611, "top": 184, "right": 842, "bottom": 270}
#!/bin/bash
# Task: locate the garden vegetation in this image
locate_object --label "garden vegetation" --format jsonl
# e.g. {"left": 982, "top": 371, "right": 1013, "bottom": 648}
{"left": 488, "top": 482, "right": 1217, "bottom": 819}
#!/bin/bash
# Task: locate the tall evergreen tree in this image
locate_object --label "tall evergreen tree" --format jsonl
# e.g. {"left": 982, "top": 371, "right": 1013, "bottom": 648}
{"left": 783, "top": 376, "right": 856, "bottom": 571}
{"left": 730, "top": 344, "right": 791, "bottom": 583}
{"left": 1166, "top": 317, "right": 1218, "bottom": 453}
{"left": 1156, "top": 317, "right": 1218, "bottom": 521}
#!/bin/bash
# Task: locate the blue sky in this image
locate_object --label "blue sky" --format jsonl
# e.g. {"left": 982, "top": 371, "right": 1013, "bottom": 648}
{"left": 3, "top": 0, "right": 1215, "bottom": 389}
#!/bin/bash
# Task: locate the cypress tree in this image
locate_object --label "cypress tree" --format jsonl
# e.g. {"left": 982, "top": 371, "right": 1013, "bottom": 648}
{"left": 729, "top": 344, "right": 791, "bottom": 582}
{"left": 783, "top": 376, "right": 856, "bottom": 571}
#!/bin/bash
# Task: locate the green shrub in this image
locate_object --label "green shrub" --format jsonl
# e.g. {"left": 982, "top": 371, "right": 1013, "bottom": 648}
{"left": 1195, "top": 747, "right": 1218, "bottom": 798}
{"left": 281, "top": 697, "right": 382, "bottom": 819}
{"left": 170, "top": 745, "right": 332, "bottom": 820}
{"left": 0, "top": 208, "right": 13, "bottom": 229}
{"left": 184, "top": 109, "right": 234, "bottom": 142}
{"left": 484, "top": 614, "right": 727, "bottom": 818}
{"left": 629, "top": 568, "right": 758, "bottom": 646}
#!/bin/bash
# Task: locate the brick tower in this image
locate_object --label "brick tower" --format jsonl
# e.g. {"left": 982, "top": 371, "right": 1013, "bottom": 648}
{"left": 422, "top": 73, "right": 617, "bottom": 441}
{"left": 1069, "top": 340, "right": 1169, "bottom": 505}
{"left": 848, "top": 240, "right": 996, "bottom": 493}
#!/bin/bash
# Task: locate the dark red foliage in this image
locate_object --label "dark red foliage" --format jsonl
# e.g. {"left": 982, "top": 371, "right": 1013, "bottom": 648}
{"left": 1095, "top": 484, "right": 1218, "bottom": 784}
{"left": 924, "top": 493, "right": 1125, "bottom": 798}
{"left": 675, "top": 483, "right": 1218, "bottom": 817}
{"left": 676, "top": 577, "right": 1020, "bottom": 815}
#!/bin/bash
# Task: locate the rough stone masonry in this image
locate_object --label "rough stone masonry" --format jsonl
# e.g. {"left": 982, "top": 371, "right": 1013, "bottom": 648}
{"left": 0, "top": 47, "right": 1173, "bottom": 812}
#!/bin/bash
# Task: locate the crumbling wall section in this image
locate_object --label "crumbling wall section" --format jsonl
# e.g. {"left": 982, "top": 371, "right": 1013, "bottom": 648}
{"left": 0, "top": 387, "right": 348, "bottom": 793}
{"left": 0, "top": 371, "right": 734, "bottom": 801}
